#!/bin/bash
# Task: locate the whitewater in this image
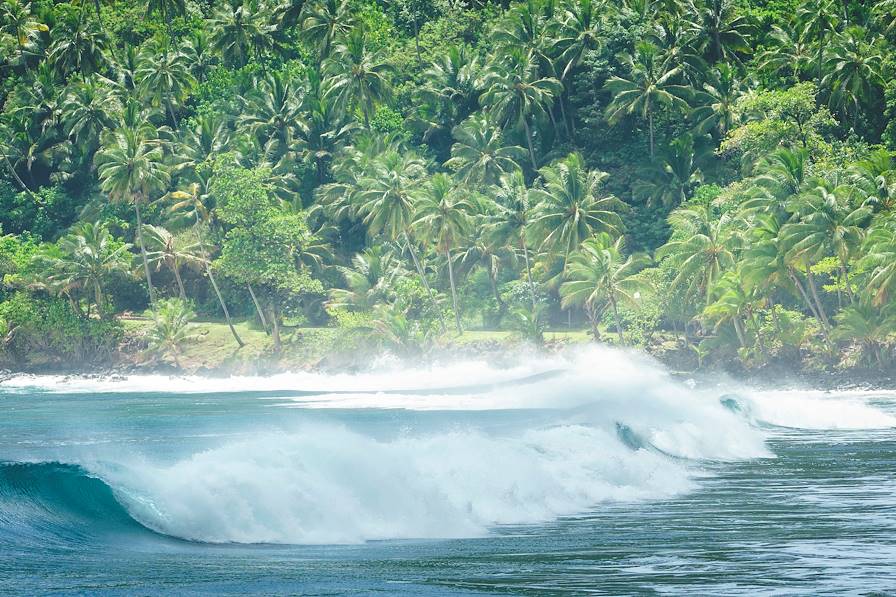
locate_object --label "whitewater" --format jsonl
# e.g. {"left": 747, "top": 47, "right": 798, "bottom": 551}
{"left": 2, "top": 346, "right": 895, "bottom": 595}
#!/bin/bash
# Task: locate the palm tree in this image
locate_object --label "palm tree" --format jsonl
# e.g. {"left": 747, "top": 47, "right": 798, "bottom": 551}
{"left": 174, "top": 112, "right": 233, "bottom": 182}
{"left": 782, "top": 180, "right": 872, "bottom": 304}
{"left": 142, "top": 224, "right": 203, "bottom": 299}
{"left": 303, "top": 0, "right": 353, "bottom": 59}
{"left": 46, "top": 17, "right": 108, "bottom": 76}
{"left": 489, "top": 170, "right": 538, "bottom": 309}
{"left": 656, "top": 201, "right": 738, "bottom": 306}
{"left": 95, "top": 127, "right": 170, "bottom": 306}
{"left": 354, "top": 150, "right": 445, "bottom": 329}
{"left": 822, "top": 27, "right": 884, "bottom": 131}
{"left": 61, "top": 75, "right": 121, "bottom": 156}
{"left": 163, "top": 184, "right": 244, "bottom": 347}
{"left": 419, "top": 44, "right": 480, "bottom": 138}
{"left": 324, "top": 28, "right": 392, "bottom": 127}
{"left": 697, "top": 0, "right": 752, "bottom": 64}
{"left": 237, "top": 71, "right": 304, "bottom": 164}
{"left": 529, "top": 153, "right": 626, "bottom": 269}
{"left": 604, "top": 41, "right": 691, "bottom": 158}
{"left": 209, "top": 0, "right": 278, "bottom": 68}
{"left": 479, "top": 48, "right": 561, "bottom": 169}
{"left": 147, "top": 297, "right": 196, "bottom": 368}
{"left": 560, "top": 233, "right": 649, "bottom": 343}
{"left": 328, "top": 246, "right": 400, "bottom": 312}
{"left": 691, "top": 63, "right": 746, "bottom": 138}
{"left": 633, "top": 133, "right": 705, "bottom": 208}
{"left": 135, "top": 44, "right": 196, "bottom": 128}
{"left": 758, "top": 25, "right": 814, "bottom": 82}
{"left": 445, "top": 115, "right": 526, "bottom": 186}
{"left": 413, "top": 173, "right": 474, "bottom": 333}
{"left": 833, "top": 300, "right": 895, "bottom": 367}
{"left": 797, "top": 0, "right": 839, "bottom": 88}
{"left": 861, "top": 215, "right": 896, "bottom": 306}
{"left": 145, "top": 0, "right": 186, "bottom": 44}
{"left": 0, "top": 0, "right": 48, "bottom": 68}
{"left": 43, "top": 221, "right": 132, "bottom": 319}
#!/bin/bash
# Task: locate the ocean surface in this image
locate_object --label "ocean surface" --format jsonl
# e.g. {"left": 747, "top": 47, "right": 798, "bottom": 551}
{"left": 1, "top": 347, "right": 895, "bottom": 596}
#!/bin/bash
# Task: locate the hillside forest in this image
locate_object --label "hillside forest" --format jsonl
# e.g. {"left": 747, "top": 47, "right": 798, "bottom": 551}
{"left": 2, "top": 0, "right": 896, "bottom": 370}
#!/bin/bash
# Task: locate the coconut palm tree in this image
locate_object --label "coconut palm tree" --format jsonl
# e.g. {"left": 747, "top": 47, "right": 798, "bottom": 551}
{"left": 861, "top": 214, "right": 896, "bottom": 306}
{"left": 797, "top": 0, "right": 839, "bottom": 88}
{"left": 147, "top": 297, "right": 196, "bottom": 368}
{"left": 46, "top": 17, "right": 108, "bottom": 76}
{"left": 145, "top": 0, "right": 186, "bottom": 44}
{"left": 237, "top": 71, "right": 304, "bottom": 164}
{"left": 136, "top": 44, "right": 196, "bottom": 128}
{"left": 328, "top": 246, "right": 401, "bottom": 312}
{"left": 632, "top": 133, "right": 706, "bottom": 208}
{"left": 529, "top": 152, "right": 626, "bottom": 269}
{"left": 560, "top": 232, "right": 649, "bottom": 343}
{"left": 691, "top": 63, "right": 746, "bottom": 138}
{"left": 209, "top": 0, "right": 278, "bottom": 68}
{"left": 445, "top": 115, "right": 526, "bottom": 186}
{"left": 324, "top": 28, "right": 391, "bottom": 127}
{"left": 697, "top": 0, "right": 752, "bottom": 64}
{"left": 0, "top": 0, "right": 48, "bottom": 68}
{"left": 61, "top": 75, "right": 121, "bottom": 156}
{"left": 162, "top": 184, "right": 244, "bottom": 347}
{"left": 489, "top": 170, "right": 538, "bottom": 309}
{"left": 354, "top": 150, "right": 445, "bottom": 329}
{"left": 412, "top": 173, "right": 475, "bottom": 333}
{"left": 302, "top": 0, "right": 353, "bottom": 59}
{"left": 95, "top": 127, "right": 170, "bottom": 306}
{"left": 821, "top": 26, "right": 884, "bottom": 131}
{"left": 43, "top": 221, "right": 132, "bottom": 319}
{"left": 604, "top": 41, "right": 691, "bottom": 158}
{"left": 782, "top": 180, "right": 872, "bottom": 304}
{"left": 142, "top": 224, "right": 203, "bottom": 299}
{"left": 478, "top": 48, "right": 561, "bottom": 169}
{"left": 758, "top": 25, "right": 814, "bottom": 83}
{"left": 656, "top": 201, "right": 738, "bottom": 306}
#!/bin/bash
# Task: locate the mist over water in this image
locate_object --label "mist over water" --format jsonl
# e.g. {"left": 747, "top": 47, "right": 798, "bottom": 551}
{"left": 2, "top": 346, "right": 895, "bottom": 594}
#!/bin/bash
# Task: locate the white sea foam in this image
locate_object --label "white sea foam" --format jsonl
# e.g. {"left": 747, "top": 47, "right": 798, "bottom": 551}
{"left": 63, "top": 347, "right": 774, "bottom": 544}
{"left": 10, "top": 346, "right": 895, "bottom": 543}
{"left": 738, "top": 389, "right": 896, "bottom": 430}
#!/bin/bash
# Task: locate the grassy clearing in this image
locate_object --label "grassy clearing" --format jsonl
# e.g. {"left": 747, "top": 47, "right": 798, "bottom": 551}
{"left": 120, "top": 318, "right": 600, "bottom": 371}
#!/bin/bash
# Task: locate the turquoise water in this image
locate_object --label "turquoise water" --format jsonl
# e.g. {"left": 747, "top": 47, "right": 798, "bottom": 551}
{"left": 1, "top": 349, "right": 895, "bottom": 595}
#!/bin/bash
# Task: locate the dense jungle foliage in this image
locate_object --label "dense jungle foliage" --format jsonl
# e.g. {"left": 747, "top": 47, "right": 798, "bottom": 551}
{"left": 2, "top": 0, "right": 896, "bottom": 369}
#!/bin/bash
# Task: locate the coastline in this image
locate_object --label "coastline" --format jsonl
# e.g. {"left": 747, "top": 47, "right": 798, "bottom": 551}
{"left": 2, "top": 321, "right": 893, "bottom": 392}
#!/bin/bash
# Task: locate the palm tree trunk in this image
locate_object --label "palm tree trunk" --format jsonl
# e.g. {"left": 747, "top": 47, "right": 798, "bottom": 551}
{"left": 248, "top": 284, "right": 270, "bottom": 334}
{"left": 521, "top": 237, "right": 537, "bottom": 310}
{"left": 806, "top": 267, "right": 831, "bottom": 329}
{"left": 648, "top": 107, "right": 655, "bottom": 159}
{"left": 206, "top": 264, "right": 243, "bottom": 347}
{"left": 522, "top": 118, "right": 538, "bottom": 169}
{"left": 193, "top": 214, "right": 243, "bottom": 347}
{"left": 611, "top": 297, "right": 624, "bottom": 345}
{"left": 270, "top": 299, "right": 281, "bottom": 353}
{"left": 405, "top": 232, "right": 447, "bottom": 333}
{"left": 558, "top": 91, "right": 572, "bottom": 139}
{"left": 839, "top": 256, "right": 855, "bottom": 303}
{"left": 586, "top": 304, "right": 600, "bottom": 341}
{"left": 173, "top": 264, "right": 186, "bottom": 300}
{"left": 134, "top": 199, "right": 156, "bottom": 308}
{"left": 732, "top": 316, "right": 747, "bottom": 348}
{"left": 94, "top": 281, "right": 105, "bottom": 319}
{"left": 2, "top": 153, "right": 38, "bottom": 200}
{"left": 166, "top": 98, "right": 179, "bottom": 129}
{"left": 446, "top": 247, "right": 462, "bottom": 334}
{"left": 487, "top": 266, "right": 506, "bottom": 325}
